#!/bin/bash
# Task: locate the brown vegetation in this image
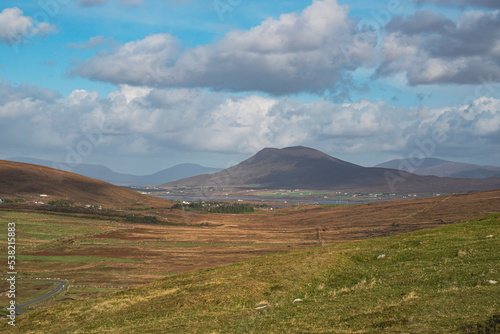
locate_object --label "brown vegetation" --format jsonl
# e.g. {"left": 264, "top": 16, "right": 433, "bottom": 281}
{"left": 0, "top": 160, "right": 172, "bottom": 208}
{"left": 14, "top": 189, "right": 500, "bottom": 288}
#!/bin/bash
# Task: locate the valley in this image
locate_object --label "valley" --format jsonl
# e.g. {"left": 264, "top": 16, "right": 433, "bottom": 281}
{"left": 1, "top": 189, "right": 499, "bottom": 317}
{"left": 0, "top": 152, "right": 499, "bottom": 332}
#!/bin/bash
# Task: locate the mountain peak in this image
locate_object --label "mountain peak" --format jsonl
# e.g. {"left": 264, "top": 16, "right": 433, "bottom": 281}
{"left": 162, "top": 146, "right": 500, "bottom": 192}
{"left": 247, "top": 146, "right": 356, "bottom": 167}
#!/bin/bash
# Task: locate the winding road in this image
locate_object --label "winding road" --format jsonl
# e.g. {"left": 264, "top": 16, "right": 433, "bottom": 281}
{"left": 15, "top": 279, "right": 67, "bottom": 314}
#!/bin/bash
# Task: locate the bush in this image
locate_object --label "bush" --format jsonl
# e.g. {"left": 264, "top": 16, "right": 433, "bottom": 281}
{"left": 124, "top": 215, "right": 159, "bottom": 224}
{"left": 1, "top": 198, "right": 25, "bottom": 204}
{"left": 172, "top": 201, "right": 255, "bottom": 214}
{"left": 48, "top": 200, "right": 70, "bottom": 207}
{"left": 207, "top": 204, "right": 254, "bottom": 214}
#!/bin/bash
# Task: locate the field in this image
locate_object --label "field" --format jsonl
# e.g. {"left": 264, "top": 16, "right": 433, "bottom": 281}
{"left": 0, "top": 190, "right": 499, "bottom": 329}
{"left": 1, "top": 213, "right": 499, "bottom": 332}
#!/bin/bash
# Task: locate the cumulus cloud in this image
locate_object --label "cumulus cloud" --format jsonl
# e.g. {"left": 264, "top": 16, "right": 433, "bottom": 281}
{"left": 0, "top": 8, "right": 56, "bottom": 45}
{"left": 1, "top": 81, "right": 499, "bottom": 165}
{"left": 70, "top": 0, "right": 377, "bottom": 95}
{"left": 377, "top": 10, "right": 500, "bottom": 85}
{"left": 414, "top": 0, "right": 500, "bottom": 9}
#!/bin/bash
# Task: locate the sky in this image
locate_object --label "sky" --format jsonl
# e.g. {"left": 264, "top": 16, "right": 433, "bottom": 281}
{"left": 0, "top": 0, "right": 499, "bottom": 175}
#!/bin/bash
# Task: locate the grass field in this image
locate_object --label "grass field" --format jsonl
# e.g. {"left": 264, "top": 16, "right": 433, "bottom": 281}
{"left": 1, "top": 214, "right": 498, "bottom": 333}
{"left": 1, "top": 190, "right": 499, "bottom": 331}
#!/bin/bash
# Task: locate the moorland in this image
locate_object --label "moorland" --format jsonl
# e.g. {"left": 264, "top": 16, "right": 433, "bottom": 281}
{"left": 0, "top": 157, "right": 499, "bottom": 332}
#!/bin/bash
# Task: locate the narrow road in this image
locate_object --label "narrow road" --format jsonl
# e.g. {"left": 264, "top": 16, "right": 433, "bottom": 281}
{"left": 15, "top": 279, "right": 67, "bottom": 314}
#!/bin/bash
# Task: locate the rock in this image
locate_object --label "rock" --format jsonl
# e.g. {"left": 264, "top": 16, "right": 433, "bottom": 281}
{"left": 293, "top": 298, "right": 303, "bottom": 303}
{"left": 377, "top": 254, "right": 386, "bottom": 259}
{"left": 486, "top": 280, "right": 498, "bottom": 284}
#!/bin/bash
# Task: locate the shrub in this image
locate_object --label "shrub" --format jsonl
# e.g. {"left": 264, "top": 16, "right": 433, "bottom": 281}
{"left": 48, "top": 200, "right": 70, "bottom": 207}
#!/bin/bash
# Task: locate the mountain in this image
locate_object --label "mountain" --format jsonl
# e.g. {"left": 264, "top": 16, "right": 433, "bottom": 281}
{"left": 8, "top": 157, "right": 220, "bottom": 186}
{"left": 376, "top": 158, "right": 500, "bottom": 178}
{"left": 162, "top": 146, "right": 500, "bottom": 193}
{"left": 0, "top": 160, "right": 171, "bottom": 208}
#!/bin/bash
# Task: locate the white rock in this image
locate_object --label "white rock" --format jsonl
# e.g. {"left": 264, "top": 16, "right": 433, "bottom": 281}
{"left": 486, "top": 280, "right": 498, "bottom": 284}
{"left": 486, "top": 235, "right": 494, "bottom": 238}
{"left": 377, "top": 254, "right": 386, "bottom": 259}
{"left": 293, "top": 298, "right": 303, "bottom": 303}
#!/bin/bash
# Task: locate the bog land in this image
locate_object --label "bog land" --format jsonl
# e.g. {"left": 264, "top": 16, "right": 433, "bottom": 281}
{"left": 0, "top": 189, "right": 499, "bottom": 325}
{"left": 1, "top": 210, "right": 498, "bottom": 332}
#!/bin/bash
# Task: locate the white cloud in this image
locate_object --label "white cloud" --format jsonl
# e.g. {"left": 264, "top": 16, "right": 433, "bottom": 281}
{"left": 0, "top": 8, "right": 56, "bottom": 45}
{"left": 71, "top": 0, "right": 377, "bottom": 95}
{"left": 1, "top": 81, "right": 499, "bottom": 166}
{"left": 377, "top": 10, "right": 500, "bottom": 85}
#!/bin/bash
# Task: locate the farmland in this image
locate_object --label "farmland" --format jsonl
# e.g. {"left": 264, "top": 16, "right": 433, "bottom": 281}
{"left": 1, "top": 189, "right": 499, "bottom": 317}
{"left": 1, "top": 212, "right": 499, "bottom": 332}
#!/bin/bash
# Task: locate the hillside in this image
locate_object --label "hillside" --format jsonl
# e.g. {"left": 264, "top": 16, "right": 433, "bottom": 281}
{"left": 163, "top": 146, "right": 500, "bottom": 193}
{"left": 0, "top": 160, "right": 171, "bottom": 208}
{"left": 4, "top": 214, "right": 499, "bottom": 333}
{"left": 9, "top": 157, "right": 220, "bottom": 186}
{"left": 377, "top": 158, "right": 500, "bottom": 178}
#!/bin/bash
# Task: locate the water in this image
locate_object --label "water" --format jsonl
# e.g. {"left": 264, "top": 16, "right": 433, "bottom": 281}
{"left": 157, "top": 194, "right": 353, "bottom": 205}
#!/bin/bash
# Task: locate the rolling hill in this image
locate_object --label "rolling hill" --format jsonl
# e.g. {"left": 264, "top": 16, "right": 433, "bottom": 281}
{"left": 377, "top": 157, "right": 500, "bottom": 178}
{"left": 8, "top": 157, "right": 220, "bottom": 186}
{"left": 0, "top": 160, "right": 171, "bottom": 208}
{"left": 162, "top": 146, "right": 500, "bottom": 193}
{"left": 4, "top": 213, "right": 499, "bottom": 333}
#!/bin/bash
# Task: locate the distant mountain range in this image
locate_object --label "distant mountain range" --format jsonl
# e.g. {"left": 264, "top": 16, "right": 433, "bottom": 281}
{"left": 8, "top": 157, "right": 221, "bottom": 186}
{"left": 163, "top": 146, "right": 500, "bottom": 193}
{"left": 376, "top": 158, "right": 500, "bottom": 179}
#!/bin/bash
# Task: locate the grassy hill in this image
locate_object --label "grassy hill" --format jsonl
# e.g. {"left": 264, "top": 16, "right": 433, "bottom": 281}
{"left": 4, "top": 214, "right": 499, "bottom": 333}
{"left": 0, "top": 160, "right": 171, "bottom": 208}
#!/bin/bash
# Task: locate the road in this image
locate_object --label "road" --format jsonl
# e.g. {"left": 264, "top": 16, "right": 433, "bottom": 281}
{"left": 15, "top": 279, "right": 67, "bottom": 314}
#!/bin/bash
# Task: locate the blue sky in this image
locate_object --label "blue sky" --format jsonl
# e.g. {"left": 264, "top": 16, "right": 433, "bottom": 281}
{"left": 0, "top": 0, "right": 499, "bottom": 174}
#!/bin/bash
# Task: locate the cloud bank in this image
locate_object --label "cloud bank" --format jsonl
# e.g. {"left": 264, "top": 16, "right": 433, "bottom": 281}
{"left": 378, "top": 10, "right": 500, "bottom": 85}
{"left": 71, "top": 0, "right": 377, "bottom": 95}
{"left": 1, "top": 82, "right": 498, "bottom": 165}
{"left": 69, "top": 0, "right": 500, "bottom": 95}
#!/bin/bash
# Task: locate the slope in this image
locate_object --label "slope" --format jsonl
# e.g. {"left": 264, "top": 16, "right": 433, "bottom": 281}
{"left": 4, "top": 214, "right": 499, "bottom": 333}
{"left": 9, "top": 157, "right": 220, "bottom": 186}
{"left": 0, "top": 160, "right": 171, "bottom": 208}
{"left": 163, "top": 146, "right": 500, "bottom": 193}
{"left": 377, "top": 157, "right": 500, "bottom": 178}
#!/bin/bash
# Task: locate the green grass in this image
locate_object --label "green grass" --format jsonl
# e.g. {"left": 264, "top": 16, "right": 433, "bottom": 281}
{"left": 0, "top": 212, "right": 116, "bottom": 246}
{"left": 2, "top": 214, "right": 499, "bottom": 333}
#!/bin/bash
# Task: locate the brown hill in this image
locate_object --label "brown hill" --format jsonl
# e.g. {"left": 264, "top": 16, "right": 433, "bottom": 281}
{"left": 0, "top": 160, "right": 171, "bottom": 208}
{"left": 163, "top": 146, "right": 500, "bottom": 193}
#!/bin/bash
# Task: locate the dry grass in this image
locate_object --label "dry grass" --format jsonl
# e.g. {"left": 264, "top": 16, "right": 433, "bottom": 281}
{"left": 1, "top": 214, "right": 498, "bottom": 333}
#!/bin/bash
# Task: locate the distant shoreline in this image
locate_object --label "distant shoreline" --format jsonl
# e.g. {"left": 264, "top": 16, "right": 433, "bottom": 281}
{"left": 157, "top": 194, "right": 354, "bottom": 205}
